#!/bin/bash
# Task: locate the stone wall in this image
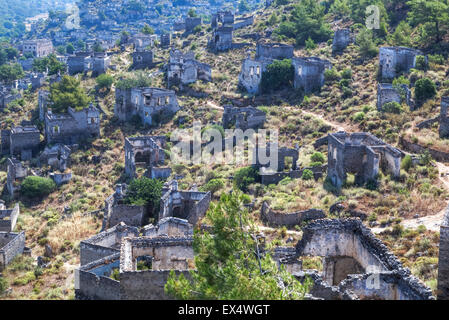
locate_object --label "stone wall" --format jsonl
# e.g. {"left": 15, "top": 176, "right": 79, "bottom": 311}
{"left": 261, "top": 201, "right": 325, "bottom": 227}
{"left": 119, "top": 270, "right": 190, "bottom": 300}
{"left": 76, "top": 253, "right": 121, "bottom": 300}
{"left": 399, "top": 136, "right": 449, "bottom": 162}
{"left": 0, "top": 204, "right": 20, "bottom": 232}
{"left": 438, "top": 205, "right": 449, "bottom": 299}
{"left": 292, "top": 57, "right": 332, "bottom": 93}
{"left": 0, "top": 231, "right": 25, "bottom": 270}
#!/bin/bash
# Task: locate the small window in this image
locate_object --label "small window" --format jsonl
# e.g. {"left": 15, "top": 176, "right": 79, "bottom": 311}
{"left": 165, "top": 96, "right": 170, "bottom": 105}
{"left": 53, "top": 126, "right": 60, "bottom": 134}
{"left": 256, "top": 66, "right": 260, "bottom": 76}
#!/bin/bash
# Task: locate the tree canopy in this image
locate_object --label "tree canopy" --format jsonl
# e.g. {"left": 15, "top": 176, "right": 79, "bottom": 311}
{"left": 49, "top": 75, "right": 91, "bottom": 114}
{"left": 165, "top": 191, "right": 311, "bottom": 299}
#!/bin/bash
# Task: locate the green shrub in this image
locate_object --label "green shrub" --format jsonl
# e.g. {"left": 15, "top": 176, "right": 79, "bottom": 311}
{"left": 21, "top": 176, "right": 56, "bottom": 198}
{"left": 200, "top": 178, "right": 224, "bottom": 195}
{"left": 324, "top": 68, "right": 340, "bottom": 82}
{"left": 234, "top": 167, "right": 259, "bottom": 191}
{"left": 415, "top": 55, "right": 427, "bottom": 71}
{"left": 310, "top": 152, "right": 325, "bottom": 164}
{"left": 352, "top": 112, "right": 365, "bottom": 122}
{"left": 401, "top": 155, "right": 413, "bottom": 172}
{"left": 341, "top": 69, "right": 352, "bottom": 80}
{"left": 301, "top": 169, "right": 314, "bottom": 180}
{"left": 381, "top": 101, "right": 403, "bottom": 114}
{"left": 415, "top": 78, "right": 436, "bottom": 102}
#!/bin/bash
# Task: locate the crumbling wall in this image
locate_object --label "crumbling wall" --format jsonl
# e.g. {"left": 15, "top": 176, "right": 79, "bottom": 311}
{"left": 438, "top": 205, "right": 449, "bottom": 299}
{"left": 261, "top": 201, "right": 325, "bottom": 227}
{"left": 332, "top": 29, "right": 352, "bottom": 54}
{"left": 76, "top": 254, "right": 121, "bottom": 300}
{"left": 0, "top": 204, "right": 20, "bottom": 232}
{"left": 377, "top": 83, "right": 412, "bottom": 111}
{"left": 256, "top": 42, "right": 293, "bottom": 60}
{"left": 379, "top": 47, "right": 423, "bottom": 80}
{"left": 119, "top": 270, "right": 190, "bottom": 300}
{"left": 0, "top": 231, "right": 25, "bottom": 270}
{"left": 439, "top": 97, "right": 449, "bottom": 138}
{"left": 292, "top": 57, "right": 332, "bottom": 93}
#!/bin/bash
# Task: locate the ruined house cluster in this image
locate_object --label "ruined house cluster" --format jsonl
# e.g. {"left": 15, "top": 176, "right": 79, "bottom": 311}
{"left": 166, "top": 49, "right": 212, "bottom": 87}
{"left": 67, "top": 51, "right": 111, "bottom": 76}
{"left": 76, "top": 179, "right": 211, "bottom": 300}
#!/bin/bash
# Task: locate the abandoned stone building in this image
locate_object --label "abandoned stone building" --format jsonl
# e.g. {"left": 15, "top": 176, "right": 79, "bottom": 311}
{"left": 39, "top": 143, "right": 72, "bottom": 172}
{"left": 379, "top": 46, "right": 425, "bottom": 80}
{"left": 377, "top": 83, "right": 412, "bottom": 111}
{"left": 9, "top": 126, "right": 41, "bottom": 161}
{"left": 67, "top": 52, "right": 111, "bottom": 76}
{"left": 292, "top": 57, "right": 332, "bottom": 93}
{"left": 131, "top": 50, "right": 154, "bottom": 70}
{"left": 0, "top": 231, "right": 25, "bottom": 271}
{"left": 167, "top": 49, "right": 212, "bottom": 87}
{"left": 294, "top": 218, "right": 433, "bottom": 300}
{"left": 439, "top": 97, "right": 449, "bottom": 138}
{"left": 185, "top": 17, "right": 202, "bottom": 33}
{"left": 80, "top": 222, "right": 140, "bottom": 266}
{"left": 159, "top": 180, "right": 211, "bottom": 226}
{"left": 209, "top": 26, "right": 233, "bottom": 52}
{"left": 222, "top": 105, "right": 266, "bottom": 130}
{"left": 327, "top": 132, "right": 402, "bottom": 188}
{"left": 238, "top": 55, "right": 272, "bottom": 94}
{"left": 160, "top": 33, "right": 171, "bottom": 48}
{"left": 124, "top": 135, "right": 171, "bottom": 179}
{"left": 143, "top": 217, "right": 193, "bottom": 238}
{"left": 261, "top": 201, "right": 325, "bottom": 227}
{"left": 44, "top": 104, "right": 101, "bottom": 145}
{"left": 6, "top": 158, "right": 30, "bottom": 198}
{"left": 332, "top": 29, "right": 352, "bottom": 54}
{"left": 21, "top": 39, "right": 53, "bottom": 57}
{"left": 0, "top": 87, "right": 22, "bottom": 111}
{"left": 211, "top": 10, "right": 234, "bottom": 29}
{"left": 256, "top": 41, "right": 294, "bottom": 60}
{"left": 131, "top": 33, "right": 156, "bottom": 51}
{"left": 76, "top": 233, "right": 194, "bottom": 300}
{"left": 114, "top": 87, "right": 179, "bottom": 126}
{"left": 0, "top": 202, "right": 20, "bottom": 233}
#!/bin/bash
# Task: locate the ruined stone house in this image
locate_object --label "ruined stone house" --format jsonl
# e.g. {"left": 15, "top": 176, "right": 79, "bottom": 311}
{"left": 222, "top": 105, "right": 266, "bottom": 130}
{"left": 295, "top": 218, "right": 433, "bottom": 300}
{"left": 255, "top": 41, "right": 294, "bottom": 60}
{"left": 233, "top": 15, "right": 254, "bottom": 30}
{"left": 67, "top": 51, "right": 111, "bottom": 76}
{"left": 39, "top": 143, "right": 72, "bottom": 172}
{"left": 9, "top": 126, "right": 41, "bottom": 161}
{"left": 185, "top": 17, "right": 202, "bottom": 33}
{"left": 21, "top": 39, "right": 53, "bottom": 57}
{"left": 209, "top": 26, "right": 233, "bottom": 52}
{"left": 332, "top": 29, "right": 352, "bottom": 54}
{"left": 131, "top": 33, "right": 155, "bottom": 51}
{"left": 439, "top": 97, "right": 449, "bottom": 139}
{"left": 0, "top": 202, "right": 20, "bottom": 233}
{"left": 160, "top": 33, "right": 171, "bottom": 48}
{"left": 292, "top": 57, "right": 332, "bottom": 93}
{"left": 131, "top": 50, "right": 154, "bottom": 70}
{"left": 377, "top": 83, "right": 412, "bottom": 111}
{"left": 44, "top": 104, "right": 100, "bottom": 145}
{"left": 124, "top": 135, "right": 171, "bottom": 179}
{"left": 6, "top": 158, "right": 30, "bottom": 198}
{"left": 379, "top": 46, "right": 425, "bottom": 80}
{"left": 167, "top": 49, "right": 212, "bottom": 87}
{"left": 114, "top": 87, "right": 179, "bottom": 126}
{"left": 159, "top": 180, "right": 211, "bottom": 226}
{"left": 327, "top": 132, "right": 402, "bottom": 188}
{"left": 0, "top": 87, "right": 22, "bottom": 111}
{"left": 238, "top": 55, "right": 272, "bottom": 94}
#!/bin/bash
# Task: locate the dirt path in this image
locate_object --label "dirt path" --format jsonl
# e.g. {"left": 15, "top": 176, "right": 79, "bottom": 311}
{"left": 207, "top": 101, "right": 224, "bottom": 110}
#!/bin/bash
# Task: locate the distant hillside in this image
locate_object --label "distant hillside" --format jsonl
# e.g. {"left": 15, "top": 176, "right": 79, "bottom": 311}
{"left": 0, "top": 0, "right": 74, "bottom": 39}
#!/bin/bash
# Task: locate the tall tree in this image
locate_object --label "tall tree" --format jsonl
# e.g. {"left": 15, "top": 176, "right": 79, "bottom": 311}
{"left": 49, "top": 75, "right": 91, "bottom": 113}
{"left": 407, "top": 0, "right": 449, "bottom": 44}
{"left": 165, "top": 191, "right": 311, "bottom": 300}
